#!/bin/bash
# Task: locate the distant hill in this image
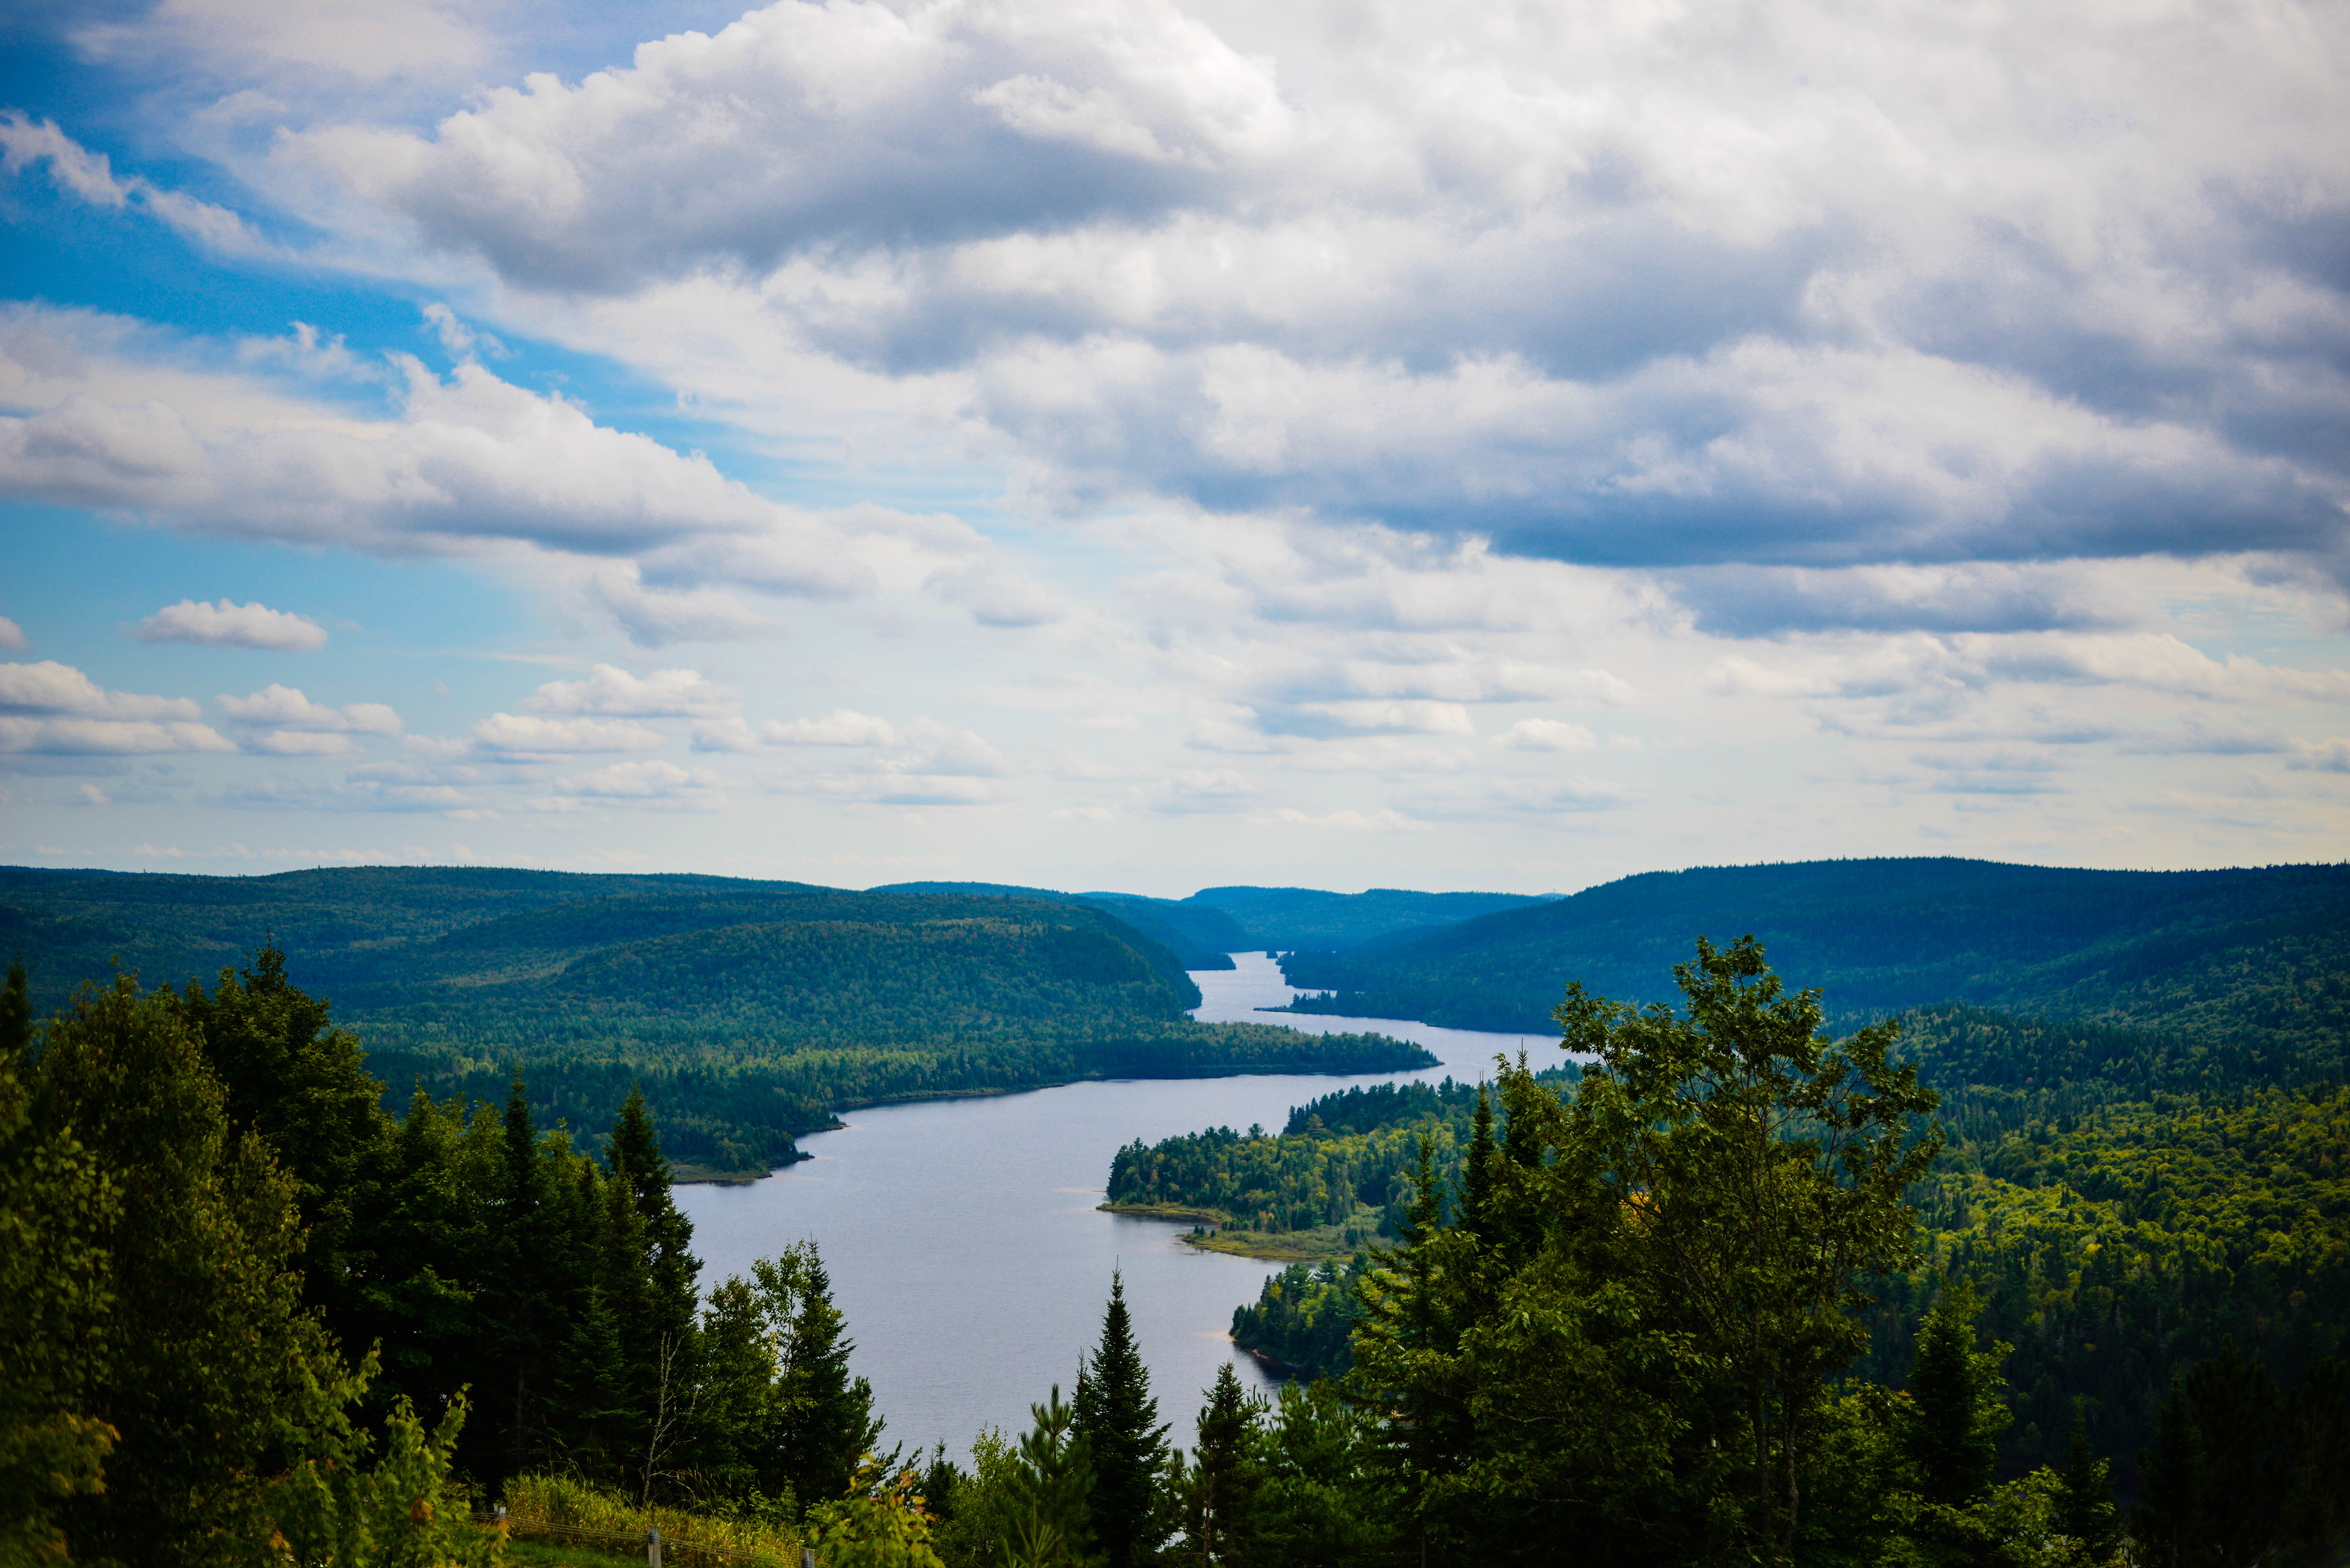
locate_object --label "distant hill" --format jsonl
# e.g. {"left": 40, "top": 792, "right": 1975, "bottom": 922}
{"left": 1180, "top": 886, "right": 1558, "bottom": 952}
{"left": 0, "top": 867, "right": 1432, "bottom": 1173}
{"left": 868, "top": 881, "right": 1250, "bottom": 969}
{"left": 1276, "top": 858, "right": 2350, "bottom": 1068}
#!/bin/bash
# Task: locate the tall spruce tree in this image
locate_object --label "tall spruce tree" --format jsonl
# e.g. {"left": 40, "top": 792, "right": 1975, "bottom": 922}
{"left": 758, "top": 1241, "right": 883, "bottom": 1511}
{"left": 1182, "top": 1362, "right": 1262, "bottom": 1568}
{"left": 1907, "top": 1279, "right": 2004, "bottom": 1507}
{"left": 1007, "top": 1385, "right": 1096, "bottom": 1567}
{"left": 1073, "top": 1270, "right": 1171, "bottom": 1568}
{"left": 2058, "top": 1408, "right": 2123, "bottom": 1565}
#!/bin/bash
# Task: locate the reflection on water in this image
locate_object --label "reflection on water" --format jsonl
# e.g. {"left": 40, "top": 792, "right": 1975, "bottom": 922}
{"left": 674, "top": 954, "right": 1568, "bottom": 1456}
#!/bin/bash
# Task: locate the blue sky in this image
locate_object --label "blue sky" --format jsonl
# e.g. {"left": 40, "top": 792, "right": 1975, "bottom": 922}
{"left": 2, "top": 0, "right": 2345, "bottom": 896}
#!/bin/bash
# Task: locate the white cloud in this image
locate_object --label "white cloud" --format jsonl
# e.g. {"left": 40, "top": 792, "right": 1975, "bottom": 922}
{"left": 0, "top": 660, "right": 201, "bottom": 720}
{"left": 1496, "top": 719, "right": 1598, "bottom": 751}
{"left": 468, "top": 712, "right": 664, "bottom": 755}
{"left": 0, "top": 660, "right": 233, "bottom": 754}
{"left": 765, "top": 710, "right": 906, "bottom": 748}
{"left": 527, "top": 664, "right": 736, "bottom": 719}
{"left": 2288, "top": 739, "right": 2350, "bottom": 774}
{"left": 134, "top": 598, "right": 328, "bottom": 650}
{"left": 0, "top": 617, "right": 26, "bottom": 651}
{"left": 0, "top": 113, "right": 267, "bottom": 255}
{"left": 214, "top": 683, "right": 401, "bottom": 756}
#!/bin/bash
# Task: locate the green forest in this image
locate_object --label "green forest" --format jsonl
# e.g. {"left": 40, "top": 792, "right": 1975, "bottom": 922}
{"left": 1276, "top": 859, "right": 2350, "bottom": 1041}
{"left": 0, "top": 869, "right": 1430, "bottom": 1174}
{"left": 6, "top": 867, "right": 2348, "bottom": 1566}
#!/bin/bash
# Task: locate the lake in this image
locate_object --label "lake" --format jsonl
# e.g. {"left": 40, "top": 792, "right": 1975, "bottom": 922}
{"left": 672, "top": 953, "right": 1563, "bottom": 1457}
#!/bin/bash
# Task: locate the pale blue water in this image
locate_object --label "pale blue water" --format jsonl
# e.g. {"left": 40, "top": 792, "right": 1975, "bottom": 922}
{"left": 673, "top": 954, "right": 1566, "bottom": 1458}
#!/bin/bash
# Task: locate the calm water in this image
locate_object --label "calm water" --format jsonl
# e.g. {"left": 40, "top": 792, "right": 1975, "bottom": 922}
{"left": 674, "top": 954, "right": 1563, "bottom": 1457}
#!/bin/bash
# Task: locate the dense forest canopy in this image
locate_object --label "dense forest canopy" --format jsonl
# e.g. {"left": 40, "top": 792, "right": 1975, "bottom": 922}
{"left": 1276, "top": 857, "right": 2350, "bottom": 1041}
{"left": 0, "top": 868, "right": 1432, "bottom": 1173}
{"left": 1181, "top": 885, "right": 1558, "bottom": 953}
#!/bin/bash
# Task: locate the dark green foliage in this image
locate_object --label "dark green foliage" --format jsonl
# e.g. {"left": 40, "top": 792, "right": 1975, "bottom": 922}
{"left": 1072, "top": 1272, "right": 1170, "bottom": 1568}
{"left": 0, "top": 868, "right": 1432, "bottom": 1173}
{"left": 28, "top": 973, "right": 368, "bottom": 1562}
{"left": 1908, "top": 1281, "right": 2005, "bottom": 1507}
{"left": 1180, "top": 1363, "right": 1263, "bottom": 1566}
{"left": 762, "top": 1243, "right": 885, "bottom": 1511}
{"left": 2059, "top": 1411, "right": 2125, "bottom": 1565}
{"left": 1107, "top": 1071, "right": 1571, "bottom": 1248}
{"left": 1230, "top": 1256, "right": 1368, "bottom": 1379}
{"left": 1006, "top": 1385, "right": 1096, "bottom": 1566}
{"left": 1180, "top": 885, "right": 1558, "bottom": 954}
{"left": 1274, "top": 857, "right": 2350, "bottom": 1046}
{"left": 0, "top": 961, "right": 117, "bottom": 1562}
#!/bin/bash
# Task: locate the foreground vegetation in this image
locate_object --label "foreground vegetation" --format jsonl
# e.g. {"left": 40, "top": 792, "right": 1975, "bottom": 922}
{"left": 0, "top": 869, "right": 1430, "bottom": 1173}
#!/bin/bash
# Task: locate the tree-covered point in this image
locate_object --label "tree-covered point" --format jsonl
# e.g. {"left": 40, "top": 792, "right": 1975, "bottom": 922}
{"left": 0, "top": 869, "right": 1434, "bottom": 1173}
{"left": 1106, "top": 1065, "right": 1581, "bottom": 1244}
{"left": 1274, "top": 856, "right": 2350, "bottom": 1044}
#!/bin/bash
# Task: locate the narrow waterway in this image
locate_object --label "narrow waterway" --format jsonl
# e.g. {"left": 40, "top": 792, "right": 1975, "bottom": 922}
{"left": 674, "top": 954, "right": 1564, "bottom": 1457}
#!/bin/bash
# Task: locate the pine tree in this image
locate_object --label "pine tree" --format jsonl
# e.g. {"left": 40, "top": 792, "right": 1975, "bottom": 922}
{"left": 760, "top": 1242, "right": 882, "bottom": 1511}
{"left": 608, "top": 1084, "right": 700, "bottom": 1338}
{"left": 549, "top": 1285, "right": 634, "bottom": 1483}
{"left": 1007, "top": 1385, "right": 1096, "bottom": 1567}
{"left": 1459, "top": 1086, "right": 1496, "bottom": 1240}
{"left": 1182, "top": 1362, "right": 1262, "bottom": 1567}
{"left": 2057, "top": 1407, "right": 2123, "bottom": 1565}
{"left": 2132, "top": 1376, "right": 2202, "bottom": 1568}
{"left": 1072, "top": 1270, "right": 1171, "bottom": 1568}
{"left": 1907, "top": 1279, "right": 2004, "bottom": 1507}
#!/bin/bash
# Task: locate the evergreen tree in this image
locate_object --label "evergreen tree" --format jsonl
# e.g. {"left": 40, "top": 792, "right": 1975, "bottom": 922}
{"left": 2133, "top": 1377, "right": 2201, "bottom": 1568}
{"left": 0, "top": 961, "right": 117, "bottom": 1562}
{"left": 31, "top": 974, "right": 368, "bottom": 1561}
{"left": 1908, "top": 1279, "right": 2005, "bottom": 1507}
{"left": 1182, "top": 1362, "right": 1262, "bottom": 1567}
{"left": 608, "top": 1084, "right": 700, "bottom": 1341}
{"left": 1007, "top": 1385, "right": 1096, "bottom": 1567}
{"left": 1072, "top": 1270, "right": 1171, "bottom": 1568}
{"left": 549, "top": 1284, "right": 635, "bottom": 1483}
{"left": 759, "top": 1242, "right": 883, "bottom": 1511}
{"left": 2057, "top": 1407, "right": 2123, "bottom": 1565}
{"left": 167, "top": 944, "right": 390, "bottom": 1328}
{"left": 1459, "top": 1085, "right": 1496, "bottom": 1240}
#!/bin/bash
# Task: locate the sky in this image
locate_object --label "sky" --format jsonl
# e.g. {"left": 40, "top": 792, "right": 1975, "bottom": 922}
{"left": 0, "top": 0, "right": 2345, "bottom": 898}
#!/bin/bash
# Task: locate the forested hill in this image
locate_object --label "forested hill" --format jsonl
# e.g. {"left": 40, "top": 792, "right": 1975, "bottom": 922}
{"left": 1277, "top": 857, "right": 2350, "bottom": 1050}
{"left": 1182, "top": 884, "right": 1557, "bottom": 952}
{"left": 0, "top": 866, "right": 1432, "bottom": 1173}
{"left": 869, "top": 880, "right": 1251, "bottom": 969}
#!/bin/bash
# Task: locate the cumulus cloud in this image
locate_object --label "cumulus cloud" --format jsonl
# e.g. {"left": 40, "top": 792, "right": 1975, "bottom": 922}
{"left": 0, "top": 617, "right": 26, "bottom": 651}
{"left": 135, "top": 598, "right": 328, "bottom": 650}
{"left": 468, "top": 712, "right": 664, "bottom": 756}
{"left": 0, "top": 660, "right": 233, "bottom": 754}
{"left": 247, "top": 0, "right": 2350, "bottom": 602}
{"left": 214, "top": 684, "right": 401, "bottom": 756}
{"left": 526, "top": 664, "right": 736, "bottom": 718}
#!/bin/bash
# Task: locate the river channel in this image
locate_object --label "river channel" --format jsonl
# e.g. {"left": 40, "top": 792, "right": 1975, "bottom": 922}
{"left": 673, "top": 954, "right": 1563, "bottom": 1457}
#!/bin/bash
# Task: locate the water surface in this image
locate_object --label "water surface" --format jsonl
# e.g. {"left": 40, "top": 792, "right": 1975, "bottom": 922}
{"left": 675, "top": 954, "right": 1563, "bottom": 1457}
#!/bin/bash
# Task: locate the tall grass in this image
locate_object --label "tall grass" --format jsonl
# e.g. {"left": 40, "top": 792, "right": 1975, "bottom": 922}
{"left": 503, "top": 1475, "right": 802, "bottom": 1564}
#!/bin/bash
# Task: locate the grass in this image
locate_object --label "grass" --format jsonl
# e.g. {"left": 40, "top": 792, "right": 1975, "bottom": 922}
{"left": 1175, "top": 1204, "right": 1388, "bottom": 1263}
{"left": 506, "top": 1541, "right": 641, "bottom": 1567}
